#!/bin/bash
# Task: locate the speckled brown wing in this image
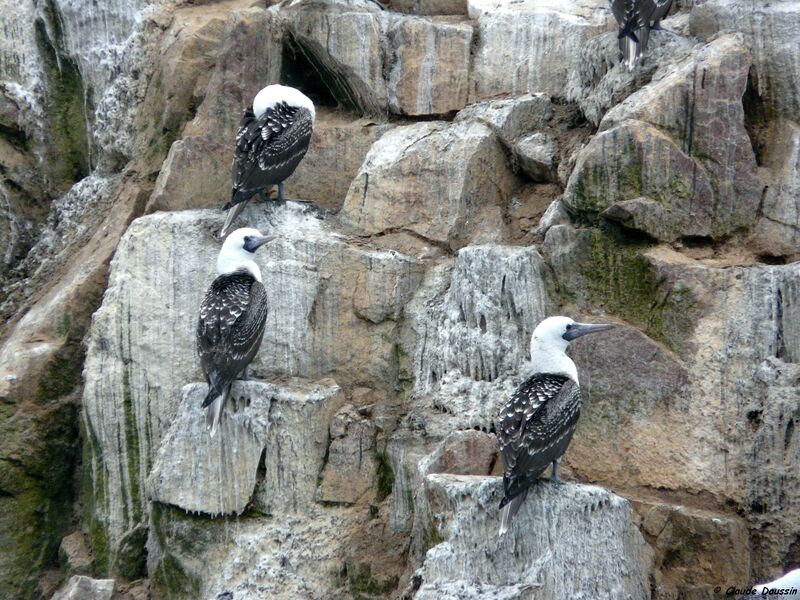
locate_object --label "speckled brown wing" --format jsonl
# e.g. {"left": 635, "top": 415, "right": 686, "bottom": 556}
{"left": 497, "top": 374, "right": 581, "bottom": 507}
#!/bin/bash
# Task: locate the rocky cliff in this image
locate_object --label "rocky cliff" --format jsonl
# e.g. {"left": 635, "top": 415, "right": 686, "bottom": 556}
{"left": 0, "top": 0, "right": 798, "bottom": 598}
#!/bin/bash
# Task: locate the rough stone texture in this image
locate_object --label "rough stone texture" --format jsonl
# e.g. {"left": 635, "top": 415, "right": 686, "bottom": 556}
{"left": 51, "top": 576, "right": 115, "bottom": 600}
{"left": 418, "top": 430, "right": 499, "bottom": 476}
{"left": 513, "top": 132, "right": 557, "bottom": 182}
{"left": 405, "top": 245, "right": 548, "bottom": 432}
{"left": 387, "top": 16, "right": 473, "bottom": 116}
{"left": 81, "top": 204, "right": 422, "bottom": 566}
{"left": 564, "top": 120, "right": 718, "bottom": 241}
{"left": 147, "top": 8, "right": 282, "bottom": 213}
{"left": 411, "top": 475, "right": 652, "bottom": 599}
{"left": 545, "top": 225, "right": 800, "bottom": 579}
{"left": 283, "top": 110, "right": 395, "bottom": 211}
{"left": 338, "top": 121, "right": 518, "bottom": 249}
{"left": 752, "top": 120, "right": 800, "bottom": 257}
{"left": 132, "top": 4, "right": 229, "bottom": 174}
{"left": 59, "top": 531, "right": 92, "bottom": 575}
{"left": 690, "top": 0, "right": 800, "bottom": 119}
{"left": 148, "top": 380, "right": 343, "bottom": 516}
{"left": 388, "top": 0, "right": 468, "bottom": 15}
{"left": 454, "top": 93, "right": 553, "bottom": 149}
{"left": 630, "top": 496, "right": 750, "bottom": 599}
{"left": 599, "top": 35, "right": 762, "bottom": 239}
{"left": 564, "top": 28, "right": 696, "bottom": 126}
{"left": 284, "top": 0, "right": 388, "bottom": 115}
{"left": 316, "top": 404, "right": 378, "bottom": 505}
{"left": 467, "top": 0, "right": 615, "bottom": 100}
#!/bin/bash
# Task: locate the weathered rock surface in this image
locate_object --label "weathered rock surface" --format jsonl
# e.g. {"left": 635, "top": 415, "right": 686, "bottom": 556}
{"left": 411, "top": 475, "right": 653, "bottom": 599}
{"left": 284, "top": 1, "right": 388, "bottom": 114}
{"left": 630, "top": 496, "right": 750, "bottom": 599}
{"left": 564, "top": 28, "right": 695, "bottom": 126}
{"left": 147, "top": 8, "right": 283, "bottom": 213}
{"left": 51, "top": 576, "right": 115, "bottom": 600}
{"left": 566, "top": 35, "right": 762, "bottom": 241}
{"left": 389, "top": 0, "right": 468, "bottom": 15}
{"left": 284, "top": 111, "right": 395, "bottom": 211}
{"left": 513, "top": 132, "right": 557, "bottom": 182}
{"left": 387, "top": 16, "right": 473, "bottom": 115}
{"left": 690, "top": 0, "right": 800, "bottom": 119}
{"left": 148, "top": 380, "right": 343, "bottom": 516}
{"left": 752, "top": 120, "right": 800, "bottom": 257}
{"left": 406, "top": 245, "right": 548, "bottom": 431}
{"left": 546, "top": 224, "right": 800, "bottom": 578}
{"left": 418, "top": 430, "right": 499, "bottom": 476}
{"left": 467, "top": 0, "right": 615, "bottom": 99}
{"left": 59, "top": 531, "right": 92, "bottom": 576}
{"left": 82, "top": 203, "right": 422, "bottom": 568}
{"left": 316, "top": 404, "right": 378, "bottom": 505}
{"left": 455, "top": 93, "right": 553, "bottom": 150}
{"left": 338, "top": 121, "right": 518, "bottom": 249}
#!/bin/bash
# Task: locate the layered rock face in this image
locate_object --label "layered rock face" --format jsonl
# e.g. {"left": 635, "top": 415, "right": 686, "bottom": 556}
{"left": 1, "top": 0, "right": 799, "bottom": 599}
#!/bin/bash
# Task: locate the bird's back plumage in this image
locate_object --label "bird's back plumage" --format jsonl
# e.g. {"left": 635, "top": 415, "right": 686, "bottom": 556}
{"left": 228, "top": 102, "right": 313, "bottom": 209}
{"left": 197, "top": 269, "right": 268, "bottom": 435}
{"left": 497, "top": 374, "right": 581, "bottom": 528}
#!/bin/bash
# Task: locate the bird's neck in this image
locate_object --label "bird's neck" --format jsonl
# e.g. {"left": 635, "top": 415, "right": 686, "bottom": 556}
{"left": 529, "top": 341, "right": 578, "bottom": 383}
{"left": 217, "top": 256, "right": 262, "bottom": 283}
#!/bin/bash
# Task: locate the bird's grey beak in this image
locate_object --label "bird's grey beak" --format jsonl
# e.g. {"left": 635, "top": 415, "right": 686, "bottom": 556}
{"left": 244, "top": 234, "right": 276, "bottom": 252}
{"left": 562, "top": 322, "right": 614, "bottom": 341}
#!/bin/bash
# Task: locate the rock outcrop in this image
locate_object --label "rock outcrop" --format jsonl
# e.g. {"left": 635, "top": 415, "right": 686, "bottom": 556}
{"left": 1, "top": 0, "right": 799, "bottom": 596}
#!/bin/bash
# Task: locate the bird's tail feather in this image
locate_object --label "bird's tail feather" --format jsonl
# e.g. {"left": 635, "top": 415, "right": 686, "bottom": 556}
{"left": 205, "top": 385, "right": 230, "bottom": 438}
{"left": 626, "top": 37, "right": 638, "bottom": 71}
{"left": 498, "top": 490, "right": 528, "bottom": 537}
{"left": 220, "top": 201, "right": 248, "bottom": 238}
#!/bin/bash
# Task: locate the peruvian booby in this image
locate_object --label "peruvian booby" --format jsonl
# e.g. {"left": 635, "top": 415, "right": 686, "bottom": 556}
{"left": 197, "top": 228, "right": 274, "bottom": 437}
{"left": 497, "top": 316, "right": 613, "bottom": 536}
{"left": 610, "top": 0, "right": 658, "bottom": 71}
{"left": 220, "top": 84, "right": 315, "bottom": 238}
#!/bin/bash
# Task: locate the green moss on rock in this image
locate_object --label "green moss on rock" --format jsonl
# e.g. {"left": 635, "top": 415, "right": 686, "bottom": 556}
{"left": 374, "top": 447, "right": 395, "bottom": 502}
{"left": 550, "top": 227, "right": 697, "bottom": 354}
{"left": 34, "top": 0, "right": 92, "bottom": 189}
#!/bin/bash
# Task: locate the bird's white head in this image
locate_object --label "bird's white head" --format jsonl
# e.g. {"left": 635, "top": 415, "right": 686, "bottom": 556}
{"left": 216, "top": 227, "right": 276, "bottom": 283}
{"left": 529, "top": 316, "right": 614, "bottom": 382}
{"left": 253, "top": 84, "right": 316, "bottom": 122}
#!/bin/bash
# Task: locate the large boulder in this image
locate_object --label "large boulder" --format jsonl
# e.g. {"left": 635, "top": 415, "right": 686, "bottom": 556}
{"left": 411, "top": 475, "right": 653, "bottom": 599}
{"left": 566, "top": 35, "right": 763, "bottom": 241}
{"left": 338, "top": 121, "right": 518, "bottom": 249}
{"left": 148, "top": 380, "right": 344, "bottom": 516}
{"left": 386, "top": 16, "right": 473, "bottom": 116}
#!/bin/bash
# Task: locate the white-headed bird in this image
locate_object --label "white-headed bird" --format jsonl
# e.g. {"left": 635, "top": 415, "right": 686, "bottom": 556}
{"left": 197, "top": 228, "right": 274, "bottom": 436}
{"left": 221, "top": 85, "right": 315, "bottom": 237}
{"left": 497, "top": 316, "right": 613, "bottom": 535}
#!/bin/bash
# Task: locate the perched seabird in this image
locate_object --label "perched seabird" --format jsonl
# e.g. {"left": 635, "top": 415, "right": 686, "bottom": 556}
{"left": 497, "top": 316, "right": 613, "bottom": 536}
{"left": 221, "top": 84, "right": 315, "bottom": 237}
{"left": 610, "top": 0, "right": 657, "bottom": 71}
{"left": 197, "top": 228, "right": 274, "bottom": 436}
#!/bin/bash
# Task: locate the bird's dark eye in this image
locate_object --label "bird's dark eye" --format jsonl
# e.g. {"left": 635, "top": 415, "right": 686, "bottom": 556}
{"left": 243, "top": 236, "right": 252, "bottom": 244}
{"left": 566, "top": 324, "right": 573, "bottom": 330}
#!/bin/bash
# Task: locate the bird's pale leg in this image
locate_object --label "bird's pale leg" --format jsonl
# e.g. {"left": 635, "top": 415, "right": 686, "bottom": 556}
{"left": 550, "top": 459, "right": 559, "bottom": 483}
{"left": 241, "top": 366, "right": 250, "bottom": 381}
{"left": 276, "top": 181, "right": 312, "bottom": 204}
